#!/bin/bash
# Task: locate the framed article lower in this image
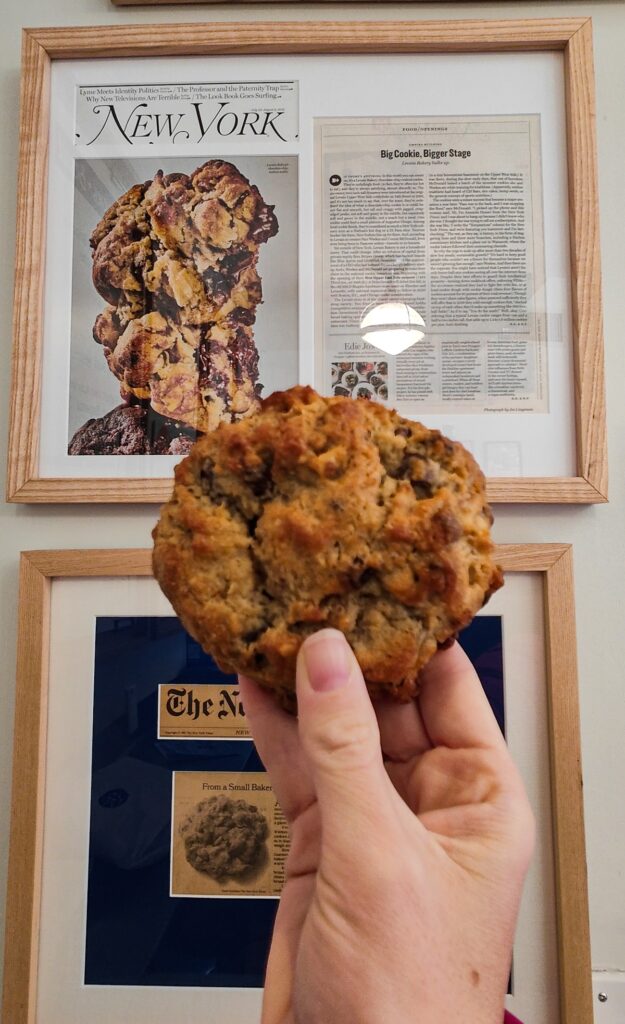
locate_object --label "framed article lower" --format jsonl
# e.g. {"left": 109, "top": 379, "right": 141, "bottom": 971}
{"left": 2, "top": 545, "right": 591, "bottom": 1023}
{"left": 6, "top": 19, "right": 607, "bottom": 504}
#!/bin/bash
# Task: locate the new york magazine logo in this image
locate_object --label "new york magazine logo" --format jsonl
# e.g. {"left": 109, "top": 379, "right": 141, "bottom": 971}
{"left": 76, "top": 83, "right": 298, "bottom": 148}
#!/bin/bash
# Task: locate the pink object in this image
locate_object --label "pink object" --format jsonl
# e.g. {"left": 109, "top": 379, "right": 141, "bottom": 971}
{"left": 504, "top": 1013, "right": 524, "bottom": 1024}
{"left": 301, "top": 630, "right": 350, "bottom": 692}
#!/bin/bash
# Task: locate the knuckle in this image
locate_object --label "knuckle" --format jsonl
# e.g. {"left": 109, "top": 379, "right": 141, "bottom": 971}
{"left": 306, "top": 712, "right": 379, "bottom": 771}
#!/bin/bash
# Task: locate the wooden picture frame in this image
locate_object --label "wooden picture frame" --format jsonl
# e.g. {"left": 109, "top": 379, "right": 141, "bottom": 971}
{"left": 6, "top": 19, "right": 607, "bottom": 504}
{"left": 2, "top": 544, "right": 592, "bottom": 1023}
{"left": 110, "top": 0, "right": 567, "bottom": 5}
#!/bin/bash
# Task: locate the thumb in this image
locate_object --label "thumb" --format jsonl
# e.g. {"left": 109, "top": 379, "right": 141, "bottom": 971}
{"left": 296, "top": 629, "right": 396, "bottom": 857}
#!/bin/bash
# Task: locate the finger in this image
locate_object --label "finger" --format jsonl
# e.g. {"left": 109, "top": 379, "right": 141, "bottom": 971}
{"left": 374, "top": 696, "right": 432, "bottom": 762}
{"left": 238, "top": 675, "right": 315, "bottom": 822}
{"left": 417, "top": 641, "right": 507, "bottom": 751}
{"left": 295, "top": 629, "right": 398, "bottom": 855}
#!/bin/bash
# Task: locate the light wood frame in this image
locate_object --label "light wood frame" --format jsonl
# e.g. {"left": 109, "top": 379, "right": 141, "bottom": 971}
{"left": 6, "top": 19, "right": 607, "bottom": 504}
{"left": 2, "top": 544, "right": 592, "bottom": 1023}
{"left": 111, "top": 0, "right": 578, "bottom": 6}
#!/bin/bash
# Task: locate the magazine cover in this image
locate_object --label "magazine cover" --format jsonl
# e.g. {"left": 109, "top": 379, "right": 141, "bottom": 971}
{"left": 68, "top": 83, "right": 299, "bottom": 457}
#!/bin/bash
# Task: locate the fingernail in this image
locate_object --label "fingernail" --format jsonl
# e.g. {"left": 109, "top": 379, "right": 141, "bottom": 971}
{"left": 302, "top": 630, "right": 351, "bottom": 692}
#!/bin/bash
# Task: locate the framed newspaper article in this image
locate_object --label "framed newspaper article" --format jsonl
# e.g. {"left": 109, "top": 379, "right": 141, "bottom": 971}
{"left": 2, "top": 545, "right": 591, "bottom": 1023}
{"left": 6, "top": 20, "right": 606, "bottom": 504}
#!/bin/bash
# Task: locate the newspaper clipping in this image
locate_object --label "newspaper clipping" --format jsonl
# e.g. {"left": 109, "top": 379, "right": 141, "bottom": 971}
{"left": 317, "top": 115, "right": 548, "bottom": 415}
{"left": 171, "top": 771, "right": 288, "bottom": 898}
{"left": 69, "top": 82, "right": 298, "bottom": 456}
{"left": 158, "top": 683, "right": 249, "bottom": 740}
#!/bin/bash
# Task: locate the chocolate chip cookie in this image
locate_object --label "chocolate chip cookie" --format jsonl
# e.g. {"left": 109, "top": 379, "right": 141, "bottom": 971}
{"left": 68, "top": 403, "right": 195, "bottom": 455}
{"left": 93, "top": 309, "right": 261, "bottom": 433}
{"left": 180, "top": 797, "right": 269, "bottom": 880}
{"left": 152, "top": 386, "right": 502, "bottom": 707}
{"left": 89, "top": 160, "right": 277, "bottom": 433}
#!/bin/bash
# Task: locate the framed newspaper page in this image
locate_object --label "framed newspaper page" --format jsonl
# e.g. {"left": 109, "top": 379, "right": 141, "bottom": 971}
{"left": 1, "top": 545, "right": 591, "bottom": 1023}
{"left": 6, "top": 20, "right": 606, "bottom": 504}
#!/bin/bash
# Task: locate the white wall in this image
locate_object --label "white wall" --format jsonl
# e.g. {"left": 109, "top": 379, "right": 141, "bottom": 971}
{"left": 1, "top": 0, "right": 623, "bottom": 1005}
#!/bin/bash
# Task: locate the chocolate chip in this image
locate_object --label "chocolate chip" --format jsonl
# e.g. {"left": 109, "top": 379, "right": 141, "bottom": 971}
{"left": 411, "top": 480, "right": 434, "bottom": 499}
{"left": 243, "top": 627, "right": 266, "bottom": 644}
{"left": 200, "top": 457, "right": 215, "bottom": 493}
{"left": 432, "top": 510, "right": 463, "bottom": 543}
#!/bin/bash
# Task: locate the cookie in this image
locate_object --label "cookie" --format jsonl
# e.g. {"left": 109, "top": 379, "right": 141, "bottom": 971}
{"left": 93, "top": 309, "right": 261, "bottom": 434}
{"left": 90, "top": 162, "right": 276, "bottom": 317}
{"left": 68, "top": 402, "right": 195, "bottom": 455}
{"left": 152, "top": 386, "right": 502, "bottom": 707}
{"left": 179, "top": 796, "right": 269, "bottom": 880}
{"left": 89, "top": 160, "right": 277, "bottom": 432}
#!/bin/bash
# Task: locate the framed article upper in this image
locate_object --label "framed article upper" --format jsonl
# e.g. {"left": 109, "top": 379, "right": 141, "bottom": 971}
{"left": 6, "top": 19, "right": 607, "bottom": 504}
{"left": 2, "top": 544, "right": 592, "bottom": 1023}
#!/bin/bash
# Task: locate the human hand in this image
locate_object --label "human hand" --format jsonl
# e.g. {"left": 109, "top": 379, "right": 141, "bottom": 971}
{"left": 239, "top": 629, "right": 534, "bottom": 1024}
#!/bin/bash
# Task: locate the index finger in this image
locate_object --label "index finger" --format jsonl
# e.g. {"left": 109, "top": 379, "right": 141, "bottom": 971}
{"left": 417, "top": 641, "right": 507, "bottom": 752}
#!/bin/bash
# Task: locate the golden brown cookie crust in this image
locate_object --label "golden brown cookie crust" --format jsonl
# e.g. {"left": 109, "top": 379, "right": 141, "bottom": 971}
{"left": 153, "top": 387, "right": 503, "bottom": 707}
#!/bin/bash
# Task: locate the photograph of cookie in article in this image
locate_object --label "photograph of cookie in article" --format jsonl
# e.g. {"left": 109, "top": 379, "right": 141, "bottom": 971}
{"left": 67, "top": 148, "right": 298, "bottom": 456}
{"left": 171, "top": 771, "right": 289, "bottom": 898}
